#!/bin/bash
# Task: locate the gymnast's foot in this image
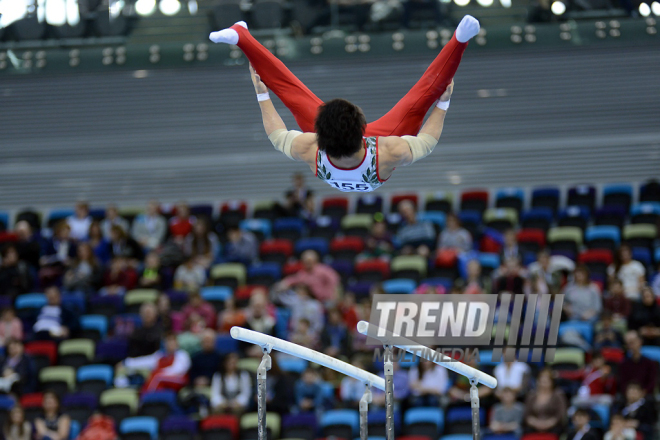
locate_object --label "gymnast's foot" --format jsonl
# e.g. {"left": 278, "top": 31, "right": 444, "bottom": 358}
{"left": 455, "top": 15, "right": 480, "bottom": 43}
{"left": 209, "top": 21, "right": 248, "bottom": 45}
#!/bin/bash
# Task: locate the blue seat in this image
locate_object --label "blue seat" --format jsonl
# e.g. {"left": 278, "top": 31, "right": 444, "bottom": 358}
{"left": 478, "top": 350, "right": 501, "bottom": 367}
{"left": 440, "top": 435, "right": 473, "bottom": 440}
{"left": 603, "top": 184, "right": 633, "bottom": 208}
{"left": 80, "top": 315, "right": 109, "bottom": 339}
{"left": 120, "top": 417, "right": 159, "bottom": 440}
{"left": 320, "top": 409, "right": 360, "bottom": 436}
{"left": 69, "top": 420, "right": 81, "bottom": 440}
{"left": 0, "top": 394, "right": 15, "bottom": 410}
{"left": 655, "top": 247, "right": 660, "bottom": 264}
{"left": 398, "top": 351, "right": 420, "bottom": 369}
{"left": 558, "top": 320, "right": 594, "bottom": 344}
{"left": 274, "top": 307, "right": 291, "bottom": 339}
{"left": 240, "top": 219, "right": 272, "bottom": 240}
{"left": 640, "top": 346, "right": 660, "bottom": 363}
{"left": 278, "top": 357, "right": 308, "bottom": 374}
{"left": 200, "top": 286, "right": 232, "bottom": 303}
{"left": 483, "top": 434, "right": 518, "bottom": 440}
{"left": 595, "top": 205, "right": 627, "bottom": 228}
{"left": 295, "top": 237, "right": 329, "bottom": 256}
{"left": 161, "top": 415, "right": 197, "bottom": 434}
{"left": 458, "top": 211, "right": 481, "bottom": 227}
{"left": 367, "top": 409, "right": 401, "bottom": 432}
{"left": 585, "top": 226, "right": 620, "bottom": 250}
{"left": 421, "top": 277, "right": 453, "bottom": 291}
{"left": 531, "top": 187, "right": 560, "bottom": 213}
{"left": 521, "top": 207, "right": 554, "bottom": 230}
{"left": 15, "top": 293, "right": 47, "bottom": 310}
{"left": 189, "top": 204, "right": 213, "bottom": 218}
{"left": 404, "top": 407, "right": 444, "bottom": 432}
{"left": 61, "top": 292, "right": 86, "bottom": 315}
{"left": 632, "top": 248, "right": 652, "bottom": 267}
{"left": 346, "top": 281, "right": 374, "bottom": 298}
{"left": 590, "top": 403, "right": 611, "bottom": 430}
{"left": 495, "top": 187, "right": 525, "bottom": 212}
{"left": 478, "top": 253, "right": 500, "bottom": 273}
{"left": 445, "top": 406, "right": 486, "bottom": 425}
{"left": 0, "top": 212, "right": 9, "bottom": 229}
{"left": 417, "top": 211, "right": 446, "bottom": 230}
{"left": 630, "top": 202, "right": 660, "bottom": 224}
{"left": 247, "top": 263, "right": 282, "bottom": 284}
{"left": 77, "top": 364, "right": 113, "bottom": 385}
{"left": 215, "top": 335, "right": 239, "bottom": 355}
{"left": 274, "top": 218, "right": 305, "bottom": 232}
{"left": 95, "top": 339, "right": 128, "bottom": 363}
{"left": 47, "top": 209, "right": 75, "bottom": 226}
{"left": 559, "top": 205, "right": 590, "bottom": 223}
{"left": 141, "top": 390, "right": 181, "bottom": 415}
{"left": 382, "top": 279, "right": 417, "bottom": 294}
{"left": 568, "top": 185, "right": 597, "bottom": 211}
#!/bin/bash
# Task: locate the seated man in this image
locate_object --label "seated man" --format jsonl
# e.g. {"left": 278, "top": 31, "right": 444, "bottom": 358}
{"left": 396, "top": 200, "right": 436, "bottom": 257}
{"left": 33, "top": 286, "right": 79, "bottom": 340}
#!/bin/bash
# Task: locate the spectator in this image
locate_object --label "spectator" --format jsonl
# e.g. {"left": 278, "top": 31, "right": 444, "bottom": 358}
{"left": 0, "top": 245, "right": 33, "bottom": 298}
{"left": 489, "top": 387, "right": 524, "bottom": 436}
{"left": 287, "top": 172, "right": 313, "bottom": 214}
{"left": 613, "top": 382, "right": 657, "bottom": 440}
{"left": 66, "top": 201, "right": 92, "bottom": 241}
{"left": 3, "top": 406, "right": 32, "bottom": 440}
{"left": 364, "top": 220, "right": 394, "bottom": 257}
{"left": 124, "top": 333, "right": 191, "bottom": 393}
{"left": 40, "top": 221, "right": 77, "bottom": 268}
{"left": 156, "top": 294, "right": 173, "bottom": 333}
{"left": 300, "top": 194, "right": 317, "bottom": 224}
{"left": 100, "top": 204, "right": 129, "bottom": 239}
{"left": 127, "top": 303, "right": 163, "bottom": 358}
{"left": 523, "top": 369, "right": 567, "bottom": 435}
{"left": 627, "top": 286, "right": 660, "bottom": 345}
{"left": 501, "top": 229, "right": 521, "bottom": 261}
{"left": 281, "top": 250, "right": 340, "bottom": 304}
{"left": 605, "top": 414, "right": 636, "bottom": 440}
{"left": 608, "top": 244, "right": 645, "bottom": 300}
{"left": 290, "top": 318, "right": 319, "bottom": 349}
{"left": 527, "top": 248, "right": 572, "bottom": 295}
{"left": 562, "top": 265, "right": 602, "bottom": 321}
{"left": 109, "top": 224, "right": 144, "bottom": 263}
{"left": 169, "top": 202, "right": 195, "bottom": 238}
{"left": 185, "top": 218, "right": 219, "bottom": 269}
{"left": 263, "top": 356, "right": 296, "bottom": 416}
{"left": 594, "top": 311, "right": 625, "bottom": 350}
{"left": 465, "top": 259, "right": 488, "bottom": 295}
{"left": 321, "top": 308, "right": 351, "bottom": 357}
{"left": 244, "top": 290, "right": 276, "bottom": 335}
{"left": 604, "top": 279, "right": 632, "bottom": 321}
{"left": 449, "top": 357, "right": 493, "bottom": 401}
{"left": 618, "top": 330, "right": 658, "bottom": 396}
{"left": 63, "top": 242, "right": 103, "bottom": 294}
{"left": 408, "top": 357, "right": 449, "bottom": 406}
{"left": 87, "top": 221, "right": 111, "bottom": 265}
{"left": 0, "top": 308, "right": 23, "bottom": 348}
{"left": 438, "top": 213, "right": 472, "bottom": 254}
{"left": 131, "top": 201, "right": 167, "bottom": 251}
{"left": 493, "top": 257, "right": 527, "bottom": 296}
{"left": 173, "top": 256, "right": 207, "bottom": 293}
{"left": 138, "top": 252, "right": 165, "bottom": 289}
{"left": 211, "top": 352, "right": 251, "bottom": 414}
{"left": 294, "top": 367, "right": 325, "bottom": 413}
{"left": 217, "top": 298, "right": 246, "bottom": 333}
{"left": 182, "top": 292, "right": 216, "bottom": 331}
{"left": 33, "top": 286, "right": 79, "bottom": 340}
{"left": 102, "top": 257, "right": 138, "bottom": 295}
{"left": 189, "top": 329, "right": 221, "bottom": 387}
{"left": 651, "top": 262, "right": 660, "bottom": 298}
{"left": 372, "top": 359, "right": 410, "bottom": 409}
{"left": 566, "top": 409, "right": 599, "bottom": 440}
{"left": 272, "top": 283, "right": 324, "bottom": 336}
{"left": 0, "top": 339, "right": 36, "bottom": 394}
{"left": 574, "top": 352, "right": 616, "bottom": 406}
{"left": 34, "top": 392, "right": 71, "bottom": 440}
{"left": 14, "top": 220, "right": 41, "bottom": 269}
{"left": 222, "top": 225, "right": 258, "bottom": 266}
{"left": 340, "top": 355, "right": 369, "bottom": 407}
{"left": 396, "top": 200, "right": 435, "bottom": 257}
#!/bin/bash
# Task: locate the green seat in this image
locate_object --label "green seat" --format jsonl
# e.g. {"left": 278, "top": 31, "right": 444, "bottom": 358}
{"left": 118, "top": 207, "right": 144, "bottom": 220}
{"left": 241, "top": 412, "right": 281, "bottom": 438}
{"left": 237, "top": 358, "right": 260, "bottom": 374}
{"left": 390, "top": 255, "right": 427, "bottom": 280}
{"left": 39, "top": 366, "right": 76, "bottom": 393}
{"left": 124, "top": 289, "right": 159, "bottom": 306}
{"left": 210, "top": 263, "right": 246, "bottom": 286}
{"left": 483, "top": 208, "right": 518, "bottom": 232}
{"left": 547, "top": 227, "right": 583, "bottom": 256}
{"left": 548, "top": 348, "right": 585, "bottom": 368}
{"left": 100, "top": 388, "right": 139, "bottom": 413}
{"left": 58, "top": 339, "right": 95, "bottom": 368}
{"left": 425, "top": 191, "right": 454, "bottom": 213}
{"left": 177, "top": 332, "right": 202, "bottom": 355}
{"left": 623, "top": 224, "right": 657, "bottom": 240}
{"left": 341, "top": 214, "right": 373, "bottom": 237}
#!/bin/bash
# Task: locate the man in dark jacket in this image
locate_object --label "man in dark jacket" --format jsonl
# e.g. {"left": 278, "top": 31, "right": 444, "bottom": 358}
{"left": 566, "top": 409, "right": 600, "bottom": 440}
{"left": 33, "top": 286, "right": 79, "bottom": 340}
{"left": 0, "top": 339, "right": 37, "bottom": 394}
{"left": 189, "top": 330, "right": 221, "bottom": 387}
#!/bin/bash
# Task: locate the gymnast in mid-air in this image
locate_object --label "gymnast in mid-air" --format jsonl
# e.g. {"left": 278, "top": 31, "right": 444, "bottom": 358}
{"left": 209, "top": 15, "right": 480, "bottom": 193}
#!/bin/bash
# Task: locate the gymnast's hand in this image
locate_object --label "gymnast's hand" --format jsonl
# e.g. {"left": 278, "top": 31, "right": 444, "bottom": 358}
{"left": 249, "top": 63, "right": 268, "bottom": 94}
{"left": 440, "top": 79, "right": 454, "bottom": 102}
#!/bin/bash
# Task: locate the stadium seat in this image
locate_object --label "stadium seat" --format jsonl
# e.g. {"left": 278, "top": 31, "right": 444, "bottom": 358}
{"left": 80, "top": 314, "right": 109, "bottom": 341}
{"left": 521, "top": 208, "right": 554, "bottom": 232}
{"left": 559, "top": 321, "right": 594, "bottom": 344}
{"left": 77, "top": 364, "right": 113, "bottom": 396}
{"left": 215, "top": 334, "right": 240, "bottom": 355}
{"left": 168, "top": 291, "right": 189, "bottom": 312}
{"left": 601, "top": 347, "right": 625, "bottom": 363}
{"left": 342, "top": 214, "right": 373, "bottom": 238}
{"left": 273, "top": 218, "right": 305, "bottom": 241}
{"left": 95, "top": 339, "right": 129, "bottom": 365}
{"left": 161, "top": 415, "right": 197, "bottom": 440}
{"left": 458, "top": 211, "right": 482, "bottom": 238}
{"left": 70, "top": 420, "right": 81, "bottom": 440}
{"left": 640, "top": 346, "right": 660, "bottom": 363}
{"left": 444, "top": 406, "right": 486, "bottom": 435}
{"left": 189, "top": 204, "right": 213, "bottom": 219}
{"left": 517, "top": 228, "right": 546, "bottom": 255}
{"left": 237, "top": 358, "right": 261, "bottom": 374}
{"left": 589, "top": 403, "right": 611, "bottom": 430}
{"left": 330, "top": 236, "right": 364, "bottom": 261}
{"left": 25, "top": 341, "right": 57, "bottom": 372}
{"left": 0, "top": 395, "right": 15, "bottom": 424}
{"left": 88, "top": 295, "right": 124, "bottom": 318}
{"left": 531, "top": 187, "right": 560, "bottom": 214}
{"left": 281, "top": 413, "right": 318, "bottom": 440}
{"left": 585, "top": 226, "right": 620, "bottom": 252}
{"left": 558, "top": 206, "right": 590, "bottom": 231}
{"left": 422, "top": 277, "right": 453, "bottom": 291}
{"left": 260, "top": 239, "right": 294, "bottom": 265}
{"left": 425, "top": 191, "right": 453, "bottom": 214}
{"left": 124, "top": 289, "right": 159, "bottom": 314}
{"left": 495, "top": 187, "right": 525, "bottom": 214}
{"left": 15, "top": 293, "right": 47, "bottom": 317}
{"left": 483, "top": 208, "right": 518, "bottom": 233}
{"left": 241, "top": 412, "right": 281, "bottom": 440}
{"left": 140, "top": 390, "right": 181, "bottom": 420}
{"left": 61, "top": 292, "right": 86, "bottom": 315}
{"left": 47, "top": 209, "right": 75, "bottom": 228}
{"left": 331, "top": 260, "right": 354, "bottom": 282}
{"left": 477, "top": 253, "right": 500, "bottom": 276}
{"left": 639, "top": 180, "right": 660, "bottom": 203}
{"left": 210, "top": 263, "right": 246, "bottom": 289}
{"left": 39, "top": 366, "right": 76, "bottom": 397}
{"left": 278, "top": 357, "right": 308, "bottom": 374}
{"left": 120, "top": 416, "right": 160, "bottom": 440}
{"left": 547, "top": 227, "right": 583, "bottom": 259}
{"left": 220, "top": 201, "right": 248, "bottom": 226}
{"left": 247, "top": 263, "right": 282, "bottom": 286}
{"left": 483, "top": 435, "right": 518, "bottom": 440}
{"left": 309, "top": 216, "right": 339, "bottom": 241}
{"left": 521, "top": 433, "right": 559, "bottom": 440}
{"left": 382, "top": 278, "right": 417, "bottom": 294}
{"left": 367, "top": 409, "right": 401, "bottom": 436}
{"left": 567, "top": 185, "right": 597, "bottom": 212}
{"left": 253, "top": 201, "right": 278, "bottom": 221}
{"left": 578, "top": 249, "right": 613, "bottom": 279}
{"left": 234, "top": 285, "right": 263, "bottom": 308}
{"left": 20, "top": 393, "right": 44, "bottom": 421}
{"left": 62, "top": 392, "right": 98, "bottom": 425}
{"left": 404, "top": 407, "right": 444, "bottom": 439}
{"left": 417, "top": 211, "right": 446, "bottom": 234}
{"left": 630, "top": 202, "right": 660, "bottom": 225}
{"left": 321, "top": 197, "right": 349, "bottom": 219}
{"left": 200, "top": 414, "right": 239, "bottom": 440}
{"left": 391, "top": 193, "right": 419, "bottom": 212}
{"left": 295, "top": 237, "right": 329, "bottom": 257}
{"left": 58, "top": 339, "right": 95, "bottom": 369}
{"left": 355, "top": 259, "right": 390, "bottom": 282}
{"left": 347, "top": 280, "right": 374, "bottom": 298}
{"left": 460, "top": 190, "right": 489, "bottom": 214}
{"left": 320, "top": 409, "right": 359, "bottom": 439}
{"left": 548, "top": 348, "right": 585, "bottom": 370}
{"left": 623, "top": 224, "right": 657, "bottom": 249}
{"left": 655, "top": 247, "right": 660, "bottom": 265}
{"left": 432, "top": 249, "right": 459, "bottom": 279}
{"left": 240, "top": 219, "right": 272, "bottom": 241}
{"left": 283, "top": 261, "right": 304, "bottom": 277}
{"left": 357, "top": 194, "right": 383, "bottom": 214}
{"left": 100, "top": 388, "right": 139, "bottom": 423}
{"left": 391, "top": 255, "right": 427, "bottom": 281}
{"left": 594, "top": 206, "right": 627, "bottom": 230}
{"left": 603, "top": 183, "right": 633, "bottom": 210}
{"left": 632, "top": 247, "right": 652, "bottom": 267}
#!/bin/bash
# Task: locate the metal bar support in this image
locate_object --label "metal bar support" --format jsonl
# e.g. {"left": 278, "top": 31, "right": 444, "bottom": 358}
{"left": 257, "top": 346, "right": 272, "bottom": 440}
{"left": 359, "top": 384, "right": 372, "bottom": 440}
{"left": 470, "top": 378, "right": 481, "bottom": 440}
{"left": 384, "top": 345, "right": 395, "bottom": 440}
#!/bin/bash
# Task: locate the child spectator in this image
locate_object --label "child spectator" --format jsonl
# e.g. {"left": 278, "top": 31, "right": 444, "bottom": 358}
{"left": 438, "top": 213, "right": 472, "bottom": 254}
{"left": 566, "top": 408, "right": 599, "bottom": 440}
{"left": 0, "top": 308, "right": 23, "bottom": 348}
{"left": 613, "top": 382, "right": 657, "bottom": 440}
{"left": 605, "top": 414, "right": 636, "bottom": 440}
{"left": 66, "top": 201, "right": 92, "bottom": 241}
{"left": 489, "top": 387, "right": 524, "bottom": 436}
{"left": 182, "top": 292, "right": 216, "bottom": 330}
{"left": 627, "top": 286, "right": 660, "bottom": 345}
{"left": 290, "top": 318, "right": 319, "bottom": 349}
{"left": 594, "top": 311, "right": 624, "bottom": 350}
{"left": 138, "top": 252, "right": 165, "bottom": 289}
{"left": 340, "top": 355, "right": 369, "bottom": 407}
{"left": 574, "top": 352, "right": 616, "bottom": 406}
{"left": 211, "top": 353, "right": 251, "bottom": 414}
{"left": 63, "top": 242, "right": 103, "bottom": 294}
{"left": 321, "top": 308, "right": 350, "bottom": 357}
{"left": 294, "top": 368, "right": 325, "bottom": 413}
{"left": 102, "top": 257, "right": 138, "bottom": 295}
{"left": 173, "top": 256, "right": 207, "bottom": 292}
{"left": 604, "top": 279, "right": 632, "bottom": 321}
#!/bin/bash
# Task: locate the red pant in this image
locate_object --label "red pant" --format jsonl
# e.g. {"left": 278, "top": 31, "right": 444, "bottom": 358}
{"left": 233, "top": 24, "right": 468, "bottom": 136}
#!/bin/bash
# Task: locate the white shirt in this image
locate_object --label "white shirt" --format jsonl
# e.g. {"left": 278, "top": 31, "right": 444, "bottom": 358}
{"left": 67, "top": 216, "right": 92, "bottom": 241}
{"left": 408, "top": 365, "right": 449, "bottom": 396}
{"left": 211, "top": 371, "right": 252, "bottom": 408}
{"left": 493, "top": 361, "right": 530, "bottom": 391}
{"left": 607, "top": 261, "right": 645, "bottom": 300}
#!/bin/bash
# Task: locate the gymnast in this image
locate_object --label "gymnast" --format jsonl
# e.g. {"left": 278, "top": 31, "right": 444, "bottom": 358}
{"left": 209, "top": 16, "right": 480, "bottom": 193}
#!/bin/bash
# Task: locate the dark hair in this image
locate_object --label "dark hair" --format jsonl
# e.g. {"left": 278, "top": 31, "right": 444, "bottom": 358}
{"left": 315, "top": 99, "right": 366, "bottom": 158}
{"left": 3, "top": 406, "right": 25, "bottom": 438}
{"left": 573, "top": 408, "right": 590, "bottom": 418}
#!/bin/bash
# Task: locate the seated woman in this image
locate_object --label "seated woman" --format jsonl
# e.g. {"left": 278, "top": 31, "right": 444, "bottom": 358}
{"left": 34, "top": 392, "right": 71, "bottom": 440}
{"left": 3, "top": 406, "right": 32, "bottom": 440}
{"left": 522, "top": 369, "right": 567, "bottom": 435}
{"left": 210, "top": 352, "right": 251, "bottom": 414}
{"left": 627, "top": 286, "right": 660, "bottom": 346}
{"left": 408, "top": 357, "right": 449, "bottom": 407}
{"left": 63, "top": 243, "right": 103, "bottom": 294}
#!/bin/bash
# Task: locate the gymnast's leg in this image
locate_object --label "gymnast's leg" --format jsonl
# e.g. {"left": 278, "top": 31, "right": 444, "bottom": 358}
{"left": 364, "top": 15, "right": 480, "bottom": 137}
{"left": 210, "top": 22, "right": 323, "bottom": 133}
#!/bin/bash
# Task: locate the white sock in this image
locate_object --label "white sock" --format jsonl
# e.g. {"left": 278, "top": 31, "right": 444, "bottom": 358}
{"left": 455, "top": 15, "right": 480, "bottom": 43}
{"left": 209, "top": 21, "right": 248, "bottom": 44}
